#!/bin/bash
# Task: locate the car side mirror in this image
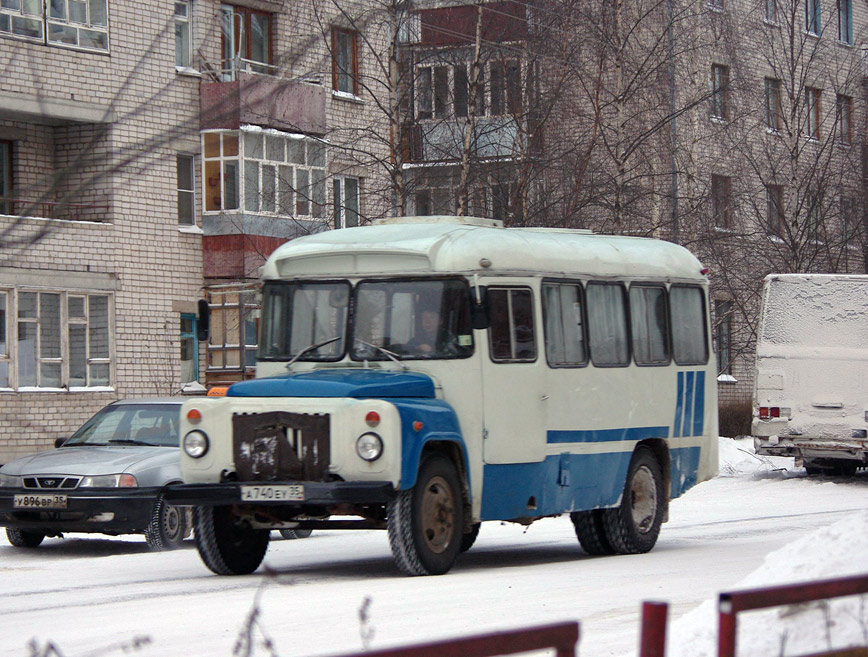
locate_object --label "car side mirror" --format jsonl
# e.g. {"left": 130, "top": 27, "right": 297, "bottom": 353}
{"left": 197, "top": 298, "right": 210, "bottom": 342}
{"left": 55, "top": 437, "right": 69, "bottom": 448}
{"left": 470, "top": 286, "right": 489, "bottom": 330}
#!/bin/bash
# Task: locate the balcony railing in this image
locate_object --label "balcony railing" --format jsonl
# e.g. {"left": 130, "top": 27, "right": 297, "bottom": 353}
{"left": 200, "top": 57, "right": 281, "bottom": 82}
{"left": 0, "top": 197, "right": 109, "bottom": 222}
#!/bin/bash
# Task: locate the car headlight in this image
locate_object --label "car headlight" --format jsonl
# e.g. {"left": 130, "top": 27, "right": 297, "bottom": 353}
{"left": 356, "top": 432, "right": 383, "bottom": 462}
{"left": 183, "top": 430, "right": 209, "bottom": 459}
{"left": 0, "top": 473, "right": 22, "bottom": 487}
{"left": 79, "top": 474, "right": 138, "bottom": 488}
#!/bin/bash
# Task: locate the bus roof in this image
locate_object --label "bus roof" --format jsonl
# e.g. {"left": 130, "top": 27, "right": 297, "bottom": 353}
{"left": 261, "top": 217, "right": 707, "bottom": 282}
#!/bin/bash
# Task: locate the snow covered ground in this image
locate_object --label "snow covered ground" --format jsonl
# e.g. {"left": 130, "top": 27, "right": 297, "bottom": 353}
{"left": 2, "top": 437, "right": 867, "bottom": 657}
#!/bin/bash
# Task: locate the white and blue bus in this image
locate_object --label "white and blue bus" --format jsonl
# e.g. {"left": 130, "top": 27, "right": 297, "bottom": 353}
{"left": 168, "top": 216, "right": 718, "bottom": 576}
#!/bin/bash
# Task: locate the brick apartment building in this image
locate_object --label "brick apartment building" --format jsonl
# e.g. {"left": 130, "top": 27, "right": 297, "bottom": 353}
{"left": 0, "top": 0, "right": 392, "bottom": 461}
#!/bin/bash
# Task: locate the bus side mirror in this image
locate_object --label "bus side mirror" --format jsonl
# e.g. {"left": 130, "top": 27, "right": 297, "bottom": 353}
{"left": 197, "top": 299, "right": 210, "bottom": 341}
{"left": 470, "top": 287, "right": 489, "bottom": 330}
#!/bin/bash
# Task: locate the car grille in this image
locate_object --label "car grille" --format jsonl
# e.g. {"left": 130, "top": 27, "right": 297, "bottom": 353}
{"left": 23, "top": 476, "right": 81, "bottom": 489}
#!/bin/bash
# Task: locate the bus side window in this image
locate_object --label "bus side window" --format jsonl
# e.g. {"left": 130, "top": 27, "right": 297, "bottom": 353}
{"left": 629, "top": 285, "right": 670, "bottom": 365}
{"left": 587, "top": 282, "right": 630, "bottom": 367}
{"left": 543, "top": 282, "right": 587, "bottom": 366}
{"left": 488, "top": 288, "right": 536, "bottom": 362}
{"left": 670, "top": 285, "right": 709, "bottom": 365}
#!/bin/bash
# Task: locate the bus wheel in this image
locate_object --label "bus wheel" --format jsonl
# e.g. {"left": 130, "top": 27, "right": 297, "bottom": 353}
{"left": 387, "top": 455, "right": 464, "bottom": 576}
{"left": 460, "top": 523, "right": 481, "bottom": 553}
{"left": 194, "top": 505, "right": 270, "bottom": 575}
{"left": 571, "top": 510, "right": 615, "bottom": 555}
{"left": 602, "top": 447, "right": 664, "bottom": 554}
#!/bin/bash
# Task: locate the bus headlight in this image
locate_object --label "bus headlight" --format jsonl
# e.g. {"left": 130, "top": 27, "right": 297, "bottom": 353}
{"left": 184, "top": 430, "right": 209, "bottom": 459}
{"left": 356, "top": 432, "right": 383, "bottom": 462}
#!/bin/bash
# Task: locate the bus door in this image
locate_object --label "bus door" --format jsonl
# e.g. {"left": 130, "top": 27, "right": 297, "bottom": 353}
{"left": 480, "top": 285, "right": 548, "bottom": 465}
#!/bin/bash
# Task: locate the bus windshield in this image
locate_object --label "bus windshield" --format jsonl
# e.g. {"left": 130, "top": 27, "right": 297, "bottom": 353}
{"left": 259, "top": 278, "right": 474, "bottom": 361}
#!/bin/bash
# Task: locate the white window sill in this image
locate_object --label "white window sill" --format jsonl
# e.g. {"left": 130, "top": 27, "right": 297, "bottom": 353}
{"left": 12, "top": 386, "right": 115, "bottom": 393}
{"left": 712, "top": 226, "right": 735, "bottom": 234}
{"left": 331, "top": 90, "right": 364, "bottom": 104}
{"left": 181, "top": 381, "right": 208, "bottom": 395}
{"left": 178, "top": 224, "right": 203, "bottom": 234}
{"left": 710, "top": 116, "right": 728, "bottom": 124}
{"left": 717, "top": 374, "right": 738, "bottom": 383}
{"left": 176, "top": 66, "right": 202, "bottom": 77}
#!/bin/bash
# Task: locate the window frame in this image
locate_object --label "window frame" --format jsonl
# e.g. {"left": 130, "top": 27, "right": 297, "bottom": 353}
{"left": 711, "top": 174, "right": 732, "bottom": 229}
{"left": 710, "top": 64, "right": 729, "bottom": 121}
{"left": 177, "top": 153, "right": 196, "bottom": 225}
{"left": 764, "top": 77, "right": 782, "bottom": 132}
{"left": 764, "top": 0, "right": 778, "bottom": 22}
{"left": 837, "top": 0, "right": 852, "bottom": 44}
{"left": 207, "top": 287, "right": 260, "bottom": 373}
{"left": 586, "top": 281, "right": 630, "bottom": 368}
{"left": 487, "top": 286, "right": 537, "bottom": 363}
{"left": 332, "top": 26, "right": 359, "bottom": 95}
{"left": 0, "top": 289, "right": 9, "bottom": 388}
{"left": 836, "top": 94, "right": 852, "bottom": 145}
{"left": 714, "top": 300, "right": 732, "bottom": 375}
{"left": 334, "top": 175, "right": 360, "bottom": 228}
{"left": 220, "top": 4, "right": 272, "bottom": 80}
{"left": 629, "top": 284, "right": 671, "bottom": 367}
{"left": 670, "top": 285, "right": 710, "bottom": 366}
{"left": 803, "top": 87, "right": 821, "bottom": 139}
{"left": 541, "top": 279, "right": 589, "bottom": 368}
{"left": 0, "top": 140, "right": 11, "bottom": 216}
{"left": 766, "top": 184, "right": 785, "bottom": 237}
{"left": 47, "top": 0, "right": 110, "bottom": 52}
{"left": 805, "top": 0, "right": 821, "bottom": 36}
{"left": 175, "top": 0, "right": 192, "bottom": 68}
{"left": 180, "top": 313, "right": 199, "bottom": 384}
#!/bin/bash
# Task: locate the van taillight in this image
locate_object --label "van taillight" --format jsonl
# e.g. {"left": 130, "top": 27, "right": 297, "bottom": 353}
{"left": 759, "top": 407, "right": 781, "bottom": 420}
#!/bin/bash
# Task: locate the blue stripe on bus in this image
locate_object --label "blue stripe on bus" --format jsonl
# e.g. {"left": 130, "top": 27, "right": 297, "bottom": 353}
{"left": 547, "top": 426, "right": 670, "bottom": 444}
{"left": 683, "top": 371, "right": 695, "bottom": 437}
{"left": 480, "top": 445, "right": 703, "bottom": 521}
{"left": 673, "top": 371, "right": 684, "bottom": 438}
{"left": 692, "top": 371, "right": 706, "bottom": 436}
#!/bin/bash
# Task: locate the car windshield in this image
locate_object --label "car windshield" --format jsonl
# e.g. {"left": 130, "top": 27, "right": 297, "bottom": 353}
{"left": 65, "top": 404, "right": 180, "bottom": 447}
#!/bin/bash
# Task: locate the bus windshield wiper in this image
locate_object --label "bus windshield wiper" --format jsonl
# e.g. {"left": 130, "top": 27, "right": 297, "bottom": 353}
{"left": 286, "top": 336, "right": 342, "bottom": 369}
{"left": 354, "top": 339, "right": 408, "bottom": 371}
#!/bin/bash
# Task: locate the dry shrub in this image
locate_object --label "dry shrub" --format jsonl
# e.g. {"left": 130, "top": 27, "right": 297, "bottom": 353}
{"left": 718, "top": 400, "right": 753, "bottom": 438}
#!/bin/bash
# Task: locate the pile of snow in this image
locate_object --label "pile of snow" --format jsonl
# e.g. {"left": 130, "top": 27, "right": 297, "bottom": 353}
{"left": 663, "top": 438, "right": 868, "bottom": 656}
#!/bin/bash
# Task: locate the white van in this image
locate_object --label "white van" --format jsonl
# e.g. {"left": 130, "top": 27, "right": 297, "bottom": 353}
{"left": 167, "top": 217, "right": 719, "bottom": 576}
{"left": 753, "top": 274, "right": 868, "bottom": 475}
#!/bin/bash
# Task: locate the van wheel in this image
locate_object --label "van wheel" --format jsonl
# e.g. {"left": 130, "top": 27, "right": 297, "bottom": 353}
{"left": 387, "top": 455, "right": 464, "bottom": 575}
{"left": 460, "top": 523, "right": 480, "bottom": 552}
{"left": 602, "top": 447, "right": 665, "bottom": 554}
{"left": 280, "top": 528, "right": 313, "bottom": 539}
{"left": 145, "top": 494, "right": 187, "bottom": 550}
{"left": 194, "top": 505, "right": 270, "bottom": 575}
{"left": 571, "top": 510, "right": 615, "bottom": 555}
{"left": 6, "top": 528, "right": 45, "bottom": 548}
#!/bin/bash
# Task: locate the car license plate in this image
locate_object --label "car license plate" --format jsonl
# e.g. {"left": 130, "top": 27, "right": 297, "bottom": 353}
{"left": 240, "top": 485, "right": 304, "bottom": 502}
{"left": 13, "top": 494, "right": 68, "bottom": 509}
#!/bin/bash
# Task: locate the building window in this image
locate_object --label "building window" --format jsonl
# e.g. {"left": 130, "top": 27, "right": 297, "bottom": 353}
{"left": 840, "top": 195, "right": 859, "bottom": 242}
{"left": 15, "top": 290, "right": 110, "bottom": 389}
{"left": 177, "top": 154, "right": 195, "bottom": 225}
{"left": 180, "top": 314, "right": 198, "bottom": 383}
{"left": 805, "top": 0, "right": 821, "bottom": 35}
{"left": 710, "top": 64, "right": 729, "bottom": 120}
{"left": 334, "top": 176, "right": 359, "bottom": 228}
{"left": 766, "top": 184, "right": 785, "bottom": 237}
{"left": 175, "top": 1, "right": 192, "bottom": 68}
{"left": 0, "top": 0, "right": 44, "bottom": 41}
{"left": 803, "top": 87, "right": 821, "bottom": 139}
{"left": 836, "top": 94, "right": 852, "bottom": 144}
{"left": 708, "top": 0, "right": 724, "bottom": 9}
{"left": 714, "top": 300, "right": 732, "bottom": 375}
{"left": 711, "top": 174, "right": 732, "bottom": 228}
{"left": 48, "top": 0, "right": 108, "bottom": 51}
{"left": 764, "top": 0, "right": 778, "bottom": 22}
{"left": 203, "top": 132, "right": 239, "bottom": 211}
{"left": 207, "top": 287, "right": 259, "bottom": 374}
{"left": 415, "top": 63, "right": 478, "bottom": 120}
{"left": 0, "top": 290, "right": 8, "bottom": 388}
{"left": 837, "top": 0, "right": 852, "bottom": 44}
{"left": 332, "top": 27, "right": 358, "bottom": 95}
{"left": 396, "top": 4, "right": 420, "bottom": 44}
{"left": 806, "top": 188, "right": 823, "bottom": 241}
{"left": 221, "top": 4, "right": 271, "bottom": 80}
{"left": 238, "top": 130, "right": 326, "bottom": 217}
{"left": 765, "top": 78, "right": 782, "bottom": 131}
{"left": 490, "top": 60, "right": 521, "bottom": 116}
{"left": 0, "top": 141, "right": 11, "bottom": 215}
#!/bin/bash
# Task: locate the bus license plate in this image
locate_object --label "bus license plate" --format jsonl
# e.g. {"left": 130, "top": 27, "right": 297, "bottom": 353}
{"left": 240, "top": 485, "right": 304, "bottom": 502}
{"left": 14, "top": 494, "right": 68, "bottom": 509}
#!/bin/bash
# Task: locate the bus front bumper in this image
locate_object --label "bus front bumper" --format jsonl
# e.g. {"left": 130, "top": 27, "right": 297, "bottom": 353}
{"left": 163, "top": 480, "right": 396, "bottom": 507}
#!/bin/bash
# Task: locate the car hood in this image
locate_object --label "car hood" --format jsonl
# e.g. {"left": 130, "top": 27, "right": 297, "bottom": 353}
{"left": 0, "top": 446, "right": 179, "bottom": 477}
{"left": 227, "top": 369, "right": 436, "bottom": 398}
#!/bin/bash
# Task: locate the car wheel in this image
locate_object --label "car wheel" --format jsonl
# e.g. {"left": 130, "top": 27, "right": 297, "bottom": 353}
{"left": 601, "top": 446, "right": 665, "bottom": 554}
{"left": 571, "top": 509, "right": 615, "bottom": 555}
{"left": 387, "top": 454, "right": 464, "bottom": 576}
{"left": 6, "top": 527, "right": 45, "bottom": 548}
{"left": 279, "top": 528, "right": 313, "bottom": 539}
{"left": 145, "top": 493, "right": 187, "bottom": 551}
{"left": 194, "top": 505, "right": 270, "bottom": 575}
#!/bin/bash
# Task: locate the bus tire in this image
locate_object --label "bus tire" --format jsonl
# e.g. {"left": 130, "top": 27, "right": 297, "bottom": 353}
{"left": 571, "top": 510, "right": 615, "bottom": 555}
{"left": 460, "top": 523, "right": 481, "bottom": 553}
{"left": 194, "top": 505, "right": 270, "bottom": 575}
{"left": 602, "top": 446, "right": 664, "bottom": 554}
{"left": 387, "top": 455, "right": 464, "bottom": 576}
{"left": 6, "top": 527, "right": 45, "bottom": 548}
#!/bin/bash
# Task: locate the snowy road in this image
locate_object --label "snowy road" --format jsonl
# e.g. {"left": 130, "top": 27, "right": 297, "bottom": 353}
{"left": 2, "top": 439, "right": 868, "bottom": 657}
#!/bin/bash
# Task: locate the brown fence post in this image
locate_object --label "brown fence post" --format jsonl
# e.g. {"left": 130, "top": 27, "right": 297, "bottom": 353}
{"left": 639, "top": 601, "right": 668, "bottom": 657}
{"left": 718, "top": 594, "right": 737, "bottom": 657}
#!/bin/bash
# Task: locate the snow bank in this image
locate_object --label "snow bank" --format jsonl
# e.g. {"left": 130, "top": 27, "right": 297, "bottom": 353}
{"left": 663, "top": 438, "right": 868, "bottom": 656}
